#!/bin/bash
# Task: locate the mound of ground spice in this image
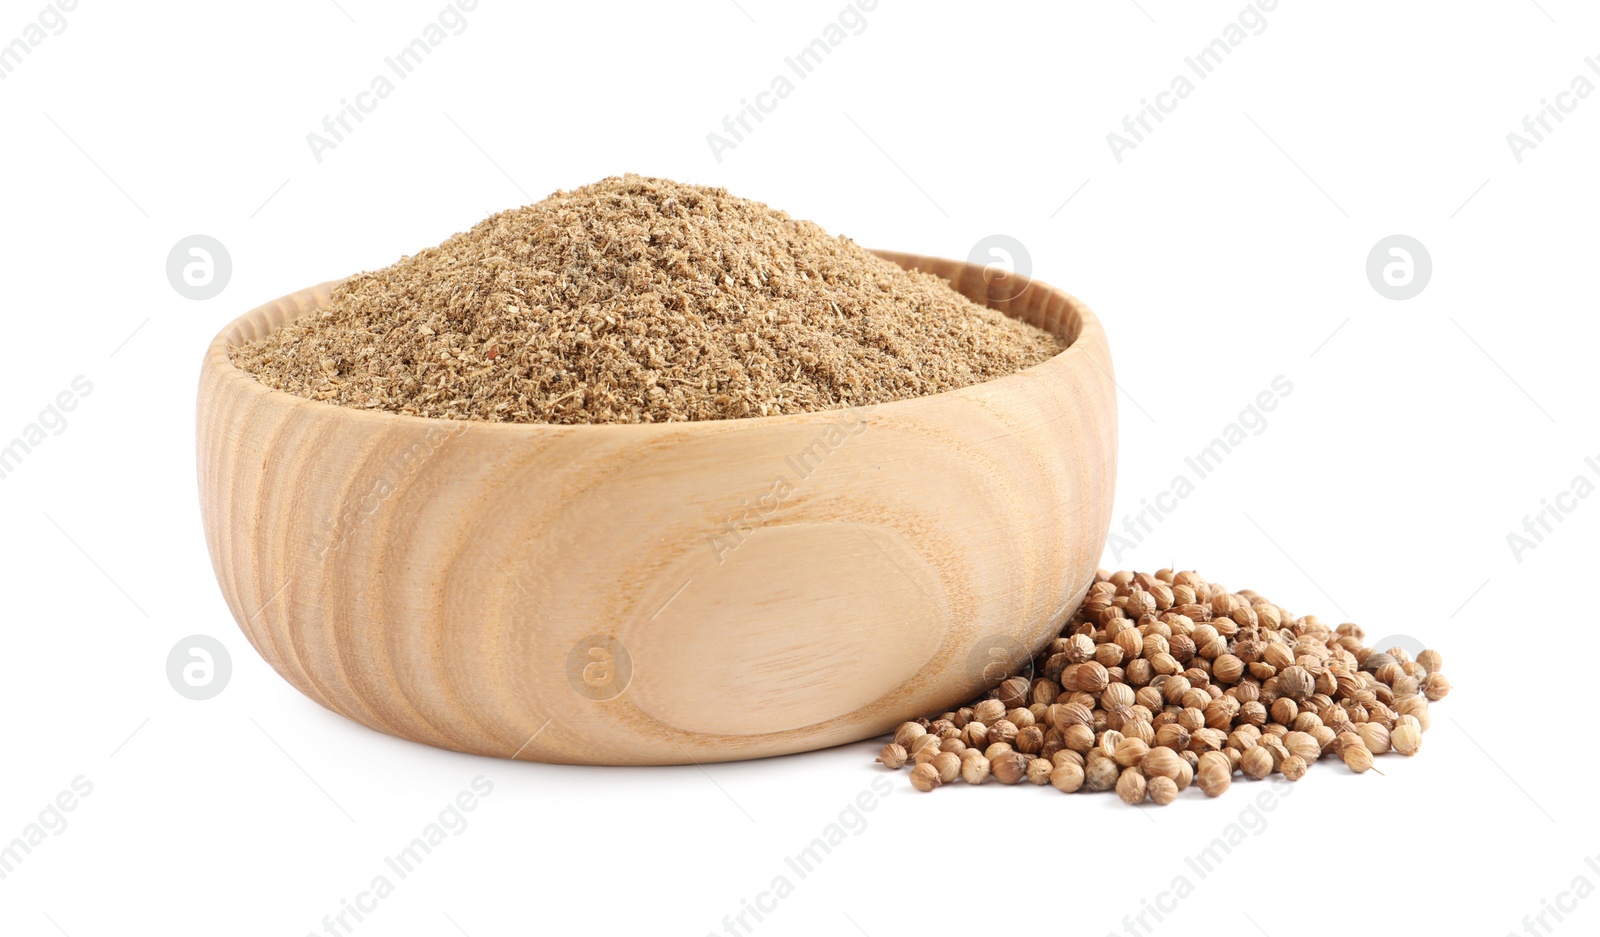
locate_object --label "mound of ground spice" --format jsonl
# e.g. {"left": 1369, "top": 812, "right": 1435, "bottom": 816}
{"left": 231, "top": 174, "right": 1064, "bottom": 424}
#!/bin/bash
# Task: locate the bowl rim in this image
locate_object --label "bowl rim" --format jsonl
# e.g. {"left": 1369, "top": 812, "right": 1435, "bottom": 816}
{"left": 202, "top": 250, "right": 1107, "bottom": 436}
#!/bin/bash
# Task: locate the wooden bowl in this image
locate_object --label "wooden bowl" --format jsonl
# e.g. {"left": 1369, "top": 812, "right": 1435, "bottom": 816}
{"left": 196, "top": 251, "right": 1117, "bottom": 764}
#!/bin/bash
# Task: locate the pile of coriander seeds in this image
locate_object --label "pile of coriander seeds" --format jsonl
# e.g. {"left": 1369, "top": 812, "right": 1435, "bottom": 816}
{"left": 876, "top": 568, "right": 1450, "bottom": 803}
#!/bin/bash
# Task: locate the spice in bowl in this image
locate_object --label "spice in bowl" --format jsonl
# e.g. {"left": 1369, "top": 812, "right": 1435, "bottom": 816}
{"left": 232, "top": 174, "right": 1064, "bottom": 424}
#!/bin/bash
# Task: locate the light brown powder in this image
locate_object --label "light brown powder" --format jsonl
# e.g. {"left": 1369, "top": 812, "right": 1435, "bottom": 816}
{"left": 231, "top": 174, "right": 1065, "bottom": 425}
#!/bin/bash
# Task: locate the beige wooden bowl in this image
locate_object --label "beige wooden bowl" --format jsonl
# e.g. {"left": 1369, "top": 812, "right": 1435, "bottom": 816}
{"left": 197, "top": 251, "right": 1117, "bottom": 764}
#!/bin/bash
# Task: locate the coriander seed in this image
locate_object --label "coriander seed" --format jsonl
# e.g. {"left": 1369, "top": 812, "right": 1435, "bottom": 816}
{"left": 1197, "top": 762, "right": 1231, "bottom": 798}
{"left": 1358, "top": 723, "right": 1391, "bottom": 755}
{"left": 1051, "top": 762, "right": 1085, "bottom": 793}
{"left": 973, "top": 699, "right": 1006, "bottom": 725}
{"left": 992, "top": 750, "right": 1029, "bottom": 785}
{"left": 1147, "top": 775, "right": 1179, "bottom": 805}
{"left": 909, "top": 763, "right": 941, "bottom": 792}
{"left": 1241, "top": 745, "right": 1274, "bottom": 780}
{"left": 1391, "top": 724, "right": 1422, "bottom": 756}
{"left": 1116, "top": 767, "right": 1148, "bottom": 805}
{"left": 1140, "top": 747, "right": 1184, "bottom": 782}
{"left": 893, "top": 723, "right": 926, "bottom": 748}
{"left": 1084, "top": 755, "right": 1119, "bottom": 792}
{"left": 961, "top": 750, "right": 992, "bottom": 785}
{"left": 1342, "top": 742, "right": 1375, "bottom": 773}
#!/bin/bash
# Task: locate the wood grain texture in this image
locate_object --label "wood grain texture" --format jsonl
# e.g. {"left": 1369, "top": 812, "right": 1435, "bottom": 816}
{"left": 196, "top": 251, "right": 1118, "bottom": 764}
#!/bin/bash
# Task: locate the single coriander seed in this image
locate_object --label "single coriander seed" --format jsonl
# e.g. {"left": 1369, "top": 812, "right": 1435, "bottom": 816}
{"left": 1391, "top": 724, "right": 1422, "bottom": 756}
{"left": 960, "top": 750, "right": 992, "bottom": 784}
{"left": 1342, "top": 742, "right": 1375, "bottom": 774}
{"left": 893, "top": 722, "right": 926, "bottom": 748}
{"left": 973, "top": 699, "right": 1006, "bottom": 725}
{"left": 1147, "top": 775, "right": 1179, "bottom": 805}
{"left": 1051, "top": 762, "right": 1085, "bottom": 793}
{"left": 1358, "top": 723, "right": 1391, "bottom": 755}
{"left": 1116, "top": 766, "right": 1148, "bottom": 805}
{"left": 1241, "top": 745, "right": 1273, "bottom": 780}
{"left": 1140, "top": 747, "right": 1184, "bottom": 782}
{"left": 992, "top": 750, "right": 1029, "bottom": 785}
{"left": 909, "top": 762, "right": 941, "bottom": 792}
{"left": 1084, "top": 755, "right": 1119, "bottom": 792}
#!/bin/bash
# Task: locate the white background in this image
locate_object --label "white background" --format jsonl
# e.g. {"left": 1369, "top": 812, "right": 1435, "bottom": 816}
{"left": 1, "top": 1, "right": 1595, "bottom": 935}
